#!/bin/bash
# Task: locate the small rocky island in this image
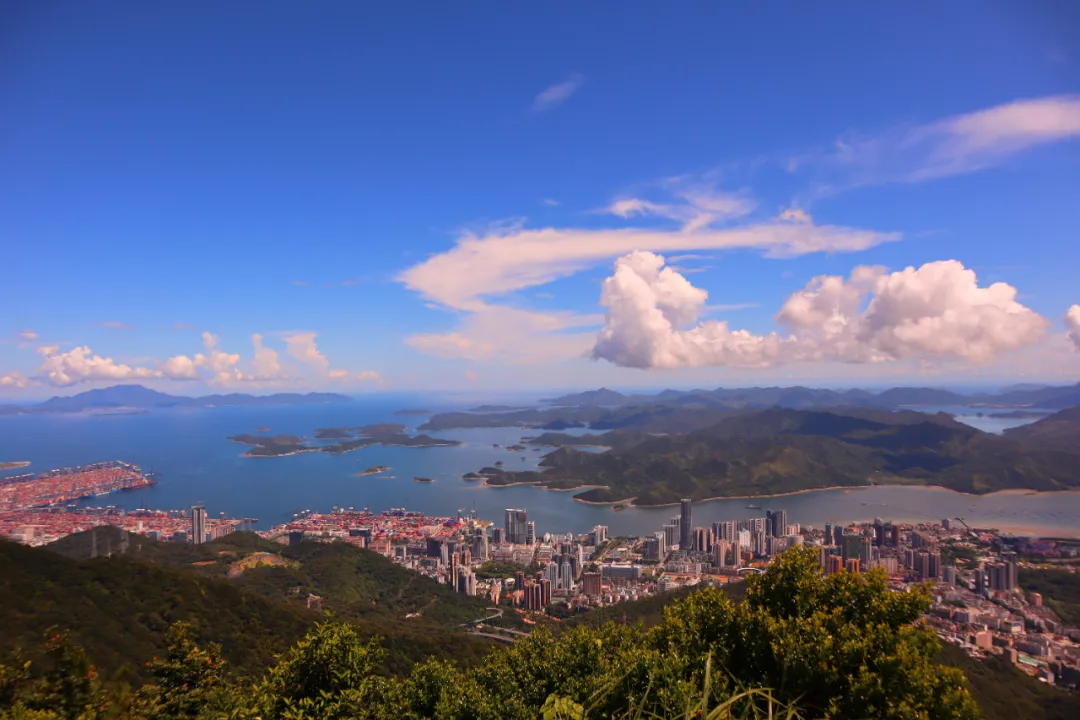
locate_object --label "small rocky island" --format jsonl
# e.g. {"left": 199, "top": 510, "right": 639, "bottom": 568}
{"left": 413, "top": 476, "right": 434, "bottom": 483}
{"left": 356, "top": 465, "right": 390, "bottom": 477}
{"left": 228, "top": 423, "right": 461, "bottom": 458}
{"left": 0, "top": 461, "right": 31, "bottom": 472}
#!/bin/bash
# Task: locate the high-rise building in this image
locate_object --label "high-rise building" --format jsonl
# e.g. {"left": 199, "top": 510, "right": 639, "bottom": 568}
{"left": 941, "top": 518, "right": 952, "bottom": 531}
{"left": 491, "top": 527, "right": 504, "bottom": 545}
{"left": 471, "top": 532, "right": 489, "bottom": 562}
{"left": 592, "top": 525, "right": 608, "bottom": 545}
{"left": 824, "top": 523, "right": 834, "bottom": 544}
{"left": 872, "top": 519, "right": 885, "bottom": 547}
{"left": 826, "top": 554, "right": 843, "bottom": 575}
{"left": 832, "top": 525, "right": 845, "bottom": 547}
{"left": 928, "top": 551, "right": 941, "bottom": 581}
{"left": 766, "top": 510, "right": 788, "bottom": 538}
{"left": 1001, "top": 551, "right": 1018, "bottom": 590}
{"left": 505, "top": 509, "right": 528, "bottom": 544}
{"left": 525, "top": 520, "right": 536, "bottom": 545}
{"left": 644, "top": 537, "right": 662, "bottom": 560}
{"left": 845, "top": 558, "right": 861, "bottom": 573}
{"left": 841, "top": 534, "right": 863, "bottom": 563}
{"left": 582, "top": 571, "right": 601, "bottom": 598}
{"left": 887, "top": 524, "right": 900, "bottom": 547}
{"left": 974, "top": 567, "right": 986, "bottom": 594}
{"left": 860, "top": 536, "right": 873, "bottom": 568}
{"left": 736, "top": 529, "right": 751, "bottom": 549}
{"left": 679, "top": 498, "right": 693, "bottom": 550}
{"left": 942, "top": 565, "right": 956, "bottom": 585}
{"left": 694, "top": 526, "right": 711, "bottom": 554}
{"left": 713, "top": 540, "right": 731, "bottom": 568}
{"left": 713, "top": 520, "right": 736, "bottom": 542}
{"left": 560, "top": 560, "right": 574, "bottom": 589}
{"left": 190, "top": 505, "right": 207, "bottom": 545}
{"left": 663, "top": 523, "right": 679, "bottom": 548}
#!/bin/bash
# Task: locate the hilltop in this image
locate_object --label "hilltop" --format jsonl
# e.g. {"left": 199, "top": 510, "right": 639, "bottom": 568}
{"left": 1004, "top": 405, "right": 1080, "bottom": 454}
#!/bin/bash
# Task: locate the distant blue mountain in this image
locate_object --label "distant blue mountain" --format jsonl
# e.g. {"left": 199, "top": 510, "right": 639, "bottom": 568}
{"left": 21, "top": 384, "right": 352, "bottom": 413}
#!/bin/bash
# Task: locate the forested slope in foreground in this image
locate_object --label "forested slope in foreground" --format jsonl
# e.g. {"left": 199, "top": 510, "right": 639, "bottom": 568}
{"left": 1, "top": 529, "right": 502, "bottom": 683}
{"left": 2, "top": 548, "right": 982, "bottom": 719}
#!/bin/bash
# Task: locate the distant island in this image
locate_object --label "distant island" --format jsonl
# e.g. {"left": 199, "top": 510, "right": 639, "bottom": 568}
{"left": 356, "top": 465, "right": 390, "bottom": 477}
{"left": 0, "top": 384, "right": 352, "bottom": 416}
{"left": 416, "top": 383, "right": 1080, "bottom": 433}
{"left": 393, "top": 409, "right": 432, "bottom": 416}
{"left": 228, "top": 422, "right": 461, "bottom": 458}
{"left": 467, "top": 406, "right": 1080, "bottom": 506}
{"left": 0, "top": 461, "right": 30, "bottom": 472}
{"left": 412, "top": 476, "right": 434, "bottom": 483}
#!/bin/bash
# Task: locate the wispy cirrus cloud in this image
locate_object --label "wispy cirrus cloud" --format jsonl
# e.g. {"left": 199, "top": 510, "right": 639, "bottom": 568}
{"left": 94, "top": 321, "right": 131, "bottom": 330}
{"left": 531, "top": 74, "right": 585, "bottom": 112}
{"left": 793, "top": 94, "right": 1080, "bottom": 194}
{"left": 398, "top": 177, "right": 897, "bottom": 364}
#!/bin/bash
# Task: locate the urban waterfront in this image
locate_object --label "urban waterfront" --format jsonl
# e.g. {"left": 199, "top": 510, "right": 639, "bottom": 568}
{"left": 1, "top": 399, "right": 1078, "bottom": 538}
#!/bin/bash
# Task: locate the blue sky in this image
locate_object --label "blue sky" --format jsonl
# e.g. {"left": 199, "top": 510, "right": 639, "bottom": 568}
{"left": 2, "top": 1, "right": 1079, "bottom": 397}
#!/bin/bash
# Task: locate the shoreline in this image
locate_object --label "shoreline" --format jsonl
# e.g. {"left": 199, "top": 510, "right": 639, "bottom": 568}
{"left": 621, "top": 483, "right": 1080, "bottom": 509}
{"left": 481, "top": 477, "right": 1080, "bottom": 509}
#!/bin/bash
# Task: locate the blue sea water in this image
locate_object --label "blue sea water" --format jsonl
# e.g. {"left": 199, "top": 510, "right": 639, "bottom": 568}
{"left": 1, "top": 397, "right": 1077, "bottom": 538}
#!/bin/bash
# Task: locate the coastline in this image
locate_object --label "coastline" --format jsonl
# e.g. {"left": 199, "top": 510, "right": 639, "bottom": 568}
{"left": 0, "top": 461, "right": 32, "bottom": 472}
{"left": 625, "top": 483, "right": 1080, "bottom": 509}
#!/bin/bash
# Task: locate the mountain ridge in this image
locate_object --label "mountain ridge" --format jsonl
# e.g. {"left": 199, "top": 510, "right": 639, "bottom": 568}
{"left": 1, "top": 384, "right": 352, "bottom": 414}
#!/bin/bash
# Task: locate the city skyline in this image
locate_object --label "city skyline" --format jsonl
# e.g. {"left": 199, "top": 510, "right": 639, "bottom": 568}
{"left": 4, "top": 3, "right": 1080, "bottom": 396}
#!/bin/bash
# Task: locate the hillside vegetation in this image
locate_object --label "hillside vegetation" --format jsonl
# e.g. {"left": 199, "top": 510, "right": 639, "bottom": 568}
{"left": 479, "top": 407, "right": 1080, "bottom": 505}
{"left": 4, "top": 530, "right": 503, "bottom": 682}
{"left": 0, "top": 548, "right": 980, "bottom": 719}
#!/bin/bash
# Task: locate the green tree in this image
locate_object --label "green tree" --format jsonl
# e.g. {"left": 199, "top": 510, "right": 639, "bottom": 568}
{"left": 134, "top": 623, "right": 230, "bottom": 720}
{"left": 653, "top": 547, "right": 979, "bottom": 719}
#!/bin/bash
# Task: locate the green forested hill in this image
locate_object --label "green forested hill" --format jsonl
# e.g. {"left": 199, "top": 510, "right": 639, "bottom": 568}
{"left": 0, "top": 537, "right": 313, "bottom": 682}
{"left": 3, "top": 530, "right": 503, "bottom": 681}
{"left": 482, "top": 408, "right": 1080, "bottom": 505}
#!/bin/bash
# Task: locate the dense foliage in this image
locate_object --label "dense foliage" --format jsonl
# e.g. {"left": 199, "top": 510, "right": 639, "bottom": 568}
{"left": 0, "top": 547, "right": 980, "bottom": 719}
{"left": 1019, "top": 567, "right": 1080, "bottom": 626}
{"left": 936, "top": 644, "right": 1080, "bottom": 720}
{"left": 2, "top": 531, "right": 503, "bottom": 682}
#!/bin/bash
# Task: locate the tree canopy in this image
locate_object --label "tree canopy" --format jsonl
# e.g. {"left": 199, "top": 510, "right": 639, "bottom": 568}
{"left": 0, "top": 547, "right": 980, "bottom": 720}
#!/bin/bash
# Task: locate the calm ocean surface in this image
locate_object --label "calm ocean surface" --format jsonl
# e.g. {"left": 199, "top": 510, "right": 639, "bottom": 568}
{"left": 1, "top": 398, "right": 1077, "bottom": 538}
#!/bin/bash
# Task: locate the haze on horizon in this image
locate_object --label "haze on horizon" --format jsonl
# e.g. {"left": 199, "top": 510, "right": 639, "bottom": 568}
{"left": 3, "top": 2, "right": 1080, "bottom": 397}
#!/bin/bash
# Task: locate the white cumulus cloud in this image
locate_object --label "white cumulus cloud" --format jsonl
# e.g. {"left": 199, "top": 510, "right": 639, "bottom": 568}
{"left": 0, "top": 371, "right": 33, "bottom": 388}
{"left": 161, "top": 355, "right": 199, "bottom": 380}
{"left": 284, "top": 332, "right": 330, "bottom": 372}
{"left": 250, "top": 333, "right": 286, "bottom": 381}
{"left": 592, "top": 252, "right": 1049, "bottom": 369}
{"left": 35, "top": 345, "right": 162, "bottom": 387}
{"left": 1066, "top": 305, "right": 1080, "bottom": 350}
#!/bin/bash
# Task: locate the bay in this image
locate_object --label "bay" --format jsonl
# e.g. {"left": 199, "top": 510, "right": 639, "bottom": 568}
{"left": 1, "top": 397, "right": 1077, "bottom": 538}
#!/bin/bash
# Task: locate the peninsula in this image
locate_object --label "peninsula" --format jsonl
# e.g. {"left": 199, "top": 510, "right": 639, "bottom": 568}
{"left": 467, "top": 406, "right": 1080, "bottom": 506}
{"left": 228, "top": 423, "right": 461, "bottom": 458}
